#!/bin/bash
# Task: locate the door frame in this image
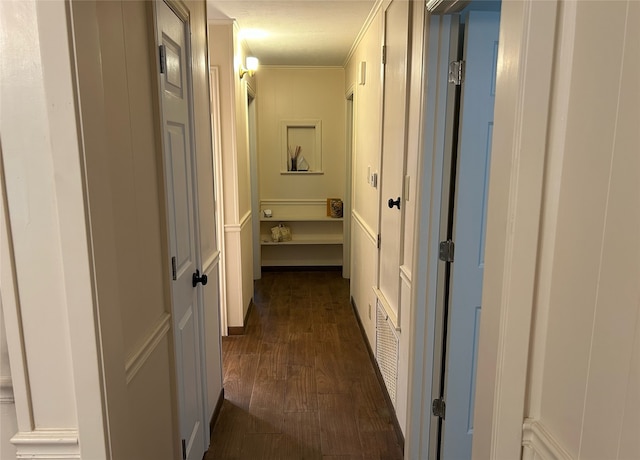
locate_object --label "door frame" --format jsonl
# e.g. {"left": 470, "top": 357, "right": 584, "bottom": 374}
{"left": 344, "top": 87, "right": 355, "bottom": 278}
{"left": 426, "top": 13, "right": 464, "bottom": 460}
{"left": 406, "top": 0, "right": 557, "bottom": 458}
{"left": 247, "top": 86, "right": 260, "bottom": 280}
{"left": 209, "top": 65, "right": 228, "bottom": 336}
{"left": 152, "top": 0, "right": 209, "bottom": 455}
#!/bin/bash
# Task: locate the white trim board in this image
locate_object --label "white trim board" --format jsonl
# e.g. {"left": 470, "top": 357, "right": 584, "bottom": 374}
{"left": 472, "top": 1, "right": 557, "bottom": 458}
{"left": 352, "top": 210, "right": 377, "bottom": 246}
{"left": 522, "top": 419, "right": 573, "bottom": 460}
{"left": 203, "top": 250, "right": 221, "bottom": 275}
{"left": 223, "top": 210, "right": 252, "bottom": 232}
{"left": 11, "top": 430, "right": 80, "bottom": 459}
{"left": 260, "top": 198, "right": 327, "bottom": 206}
{"left": 124, "top": 313, "right": 171, "bottom": 385}
{"left": 373, "top": 287, "right": 399, "bottom": 331}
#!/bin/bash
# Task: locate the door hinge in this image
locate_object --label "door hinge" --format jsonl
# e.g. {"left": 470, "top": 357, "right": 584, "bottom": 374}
{"left": 448, "top": 60, "right": 465, "bottom": 86}
{"left": 439, "top": 240, "right": 455, "bottom": 262}
{"left": 181, "top": 439, "right": 186, "bottom": 460}
{"left": 159, "top": 44, "right": 167, "bottom": 74}
{"left": 382, "top": 45, "right": 387, "bottom": 65}
{"left": 377, "top": 234, "right": 381, "bottom": 249}
{"left": 432, "top": 397, "right": 446, "bottom": 418}
{"left": 171, "top": 256, "right": 177, "bottom": 280}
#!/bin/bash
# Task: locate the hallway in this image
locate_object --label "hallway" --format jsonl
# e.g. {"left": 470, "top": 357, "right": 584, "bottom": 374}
{"left": 207, "top": 271, "right": 403, "bottom": 459}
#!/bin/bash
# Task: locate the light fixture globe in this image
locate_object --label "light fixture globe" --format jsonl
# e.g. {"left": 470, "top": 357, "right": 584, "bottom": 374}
{"left": 239, "top": 56, "right": 259, "bottom": 79}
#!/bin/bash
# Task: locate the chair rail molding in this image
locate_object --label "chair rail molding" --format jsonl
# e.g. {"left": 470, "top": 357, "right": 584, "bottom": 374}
{"left": 352, "top": 210, "right": 377, "bottom": 246}
{"left": 124, "top": 313, "right": 171, "bottom": 385}
{"left": 522, "top": 419, "right": 573, "bottom": 460}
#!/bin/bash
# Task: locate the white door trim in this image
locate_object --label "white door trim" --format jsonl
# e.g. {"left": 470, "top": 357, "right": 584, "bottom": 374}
{"left": 404, "top": 12, "right": 459, "bottom": 459}
{"left": 472, "top": 1, "right": 557, "bottom": 458}
{"left": 406, "top": 0, "right": 558, "bottom": 458}
{"left": 344, "top": 87, "right": 355, "bottom": 279}
{"left": 209, "top": 65, "right": 228, "bottom": 336}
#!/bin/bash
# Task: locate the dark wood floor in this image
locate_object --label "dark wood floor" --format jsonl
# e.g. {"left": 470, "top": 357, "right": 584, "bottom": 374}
{"left": 206, "top": 270, "right": 403, "bottom": 460}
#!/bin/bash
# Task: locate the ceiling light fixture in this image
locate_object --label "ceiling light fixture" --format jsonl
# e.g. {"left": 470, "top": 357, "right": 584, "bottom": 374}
{"left": 239, "top": 56, "right": 259, "bottom": 79}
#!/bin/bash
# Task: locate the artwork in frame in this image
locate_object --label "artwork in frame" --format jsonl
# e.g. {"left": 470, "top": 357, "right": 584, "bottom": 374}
{"left": 280, "top": 119, "right": 322, "bottom": 174}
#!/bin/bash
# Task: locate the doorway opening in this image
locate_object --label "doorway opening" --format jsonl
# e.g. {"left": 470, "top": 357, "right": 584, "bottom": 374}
{"left": 248, "top": 90, "right": 260, "bottom": 279}
{"left": 344, "top": 91, "right": 354, "bottom": 279}
{"left": 251, "top": 68, "right": 349, "bottom": 274}
{"left": 425, "top": 4, "right": 501, "bottom": 460}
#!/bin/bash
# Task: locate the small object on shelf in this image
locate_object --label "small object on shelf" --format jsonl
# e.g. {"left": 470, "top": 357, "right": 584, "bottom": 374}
{"left": 326, "top": 198, "right": 338, "bottom": 216}
{"left": 270, "top": 226, "right": 280, "bottom": 242}
{"left": 327, "top": 198, "right": 343, "bottom": 218}
{"left": 279, "top": 224, "right": 292, "bottom": 241}
{"left": 297, "top": 155, "right": 309, "bottom": 171}
{"left": 270, "top": 223, "right": 292, "bottom": 242}
{"left": 263, "top": 209, "right": 272, "bottom": 218}
{"left": 288, "top": 145, "right": 301, "bottom": 171}
{"left": 259, "top": 205, "right": 344, "bottom": 267}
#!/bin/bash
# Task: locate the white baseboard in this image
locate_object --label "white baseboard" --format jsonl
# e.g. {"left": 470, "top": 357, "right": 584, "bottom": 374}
{"left": 11, "top": 430, "right": 79, "bottom": 459}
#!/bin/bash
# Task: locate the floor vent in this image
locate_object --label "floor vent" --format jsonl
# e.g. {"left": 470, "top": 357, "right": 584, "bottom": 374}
{"left": 375, "top": 300, "right": 399, "bottom": 408}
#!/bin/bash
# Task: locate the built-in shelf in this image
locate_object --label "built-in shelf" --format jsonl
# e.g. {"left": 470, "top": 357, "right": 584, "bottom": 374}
{"left": 259, "top": 200, "right": 344, "bottom": 267}
{"left": 260, "top": 216, "right": 343, "bottom": 222}
{"left": 261, "top": 235, "right": 343, "bottom": 246}
{"left": 279, "top": 171, "right": 324, "bottom": 175}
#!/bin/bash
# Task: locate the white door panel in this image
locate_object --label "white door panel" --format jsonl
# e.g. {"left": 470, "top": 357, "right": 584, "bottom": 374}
{"left": 156, "top": 2, "right": 206, "bottom": 459}
{"left": 378, "top": 0, "right": 410, "bottom": 323}
{"left": 442, "top": 10, "right": 500, "bottom": 460}
{"left": 176, "top": 305, "right": 202, "bottom": 453}
{"left": 167, "top": 123, "right": 194, "bottom": 270}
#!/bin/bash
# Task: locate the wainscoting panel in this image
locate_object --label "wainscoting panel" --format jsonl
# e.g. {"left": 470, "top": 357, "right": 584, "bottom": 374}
{"left": 522, "top": 419, "right": 573, "bottom": 460}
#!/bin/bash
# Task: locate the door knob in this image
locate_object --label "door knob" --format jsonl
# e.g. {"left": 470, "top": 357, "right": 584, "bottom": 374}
{"left": 388, "top": 197, "right": 401, "bottom": 210}
{"left": 192, "top": 269, "right": 208, "bottom": 287}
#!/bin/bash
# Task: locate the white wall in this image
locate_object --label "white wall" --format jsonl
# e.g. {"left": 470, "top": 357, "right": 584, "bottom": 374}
{"left": 470, "top": 0, "right": 640, "bottom": 457}
{"left": 522, "top": 1, "right": 639, "bottom": 458}
{"left": 0, "top": 0, "right": 222, "bottom": 457}
{"left": 256, "top": 67, "right": 346, "bottom": 201}
{"left": 209, "top": 21, "right": 254, "bottom": 329}
{"left": 344, "top": 9, "right": 383, "bottom": 350}
{"left": 72, "top": 2, "right": 182, "bottom": 456}
{"left": 344, "top": 1, "right": 426, "bottom": 436}
{"left": 0, "top": 1, "right": 106, "bottom": 457}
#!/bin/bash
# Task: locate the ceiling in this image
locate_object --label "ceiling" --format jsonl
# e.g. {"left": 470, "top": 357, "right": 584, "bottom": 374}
{"left": 207, "top": 0, "right": 378, "bottom": 66}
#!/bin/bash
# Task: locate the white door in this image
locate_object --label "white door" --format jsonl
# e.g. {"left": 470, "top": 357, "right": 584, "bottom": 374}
{"left": 377, "top": 0, "right": 410, "bottom": 325}
{"left": 156, "top": 2, "right": 207, "bottom": 459}
{"left": 441, "top": 10, "right": 500, "bottom": 460}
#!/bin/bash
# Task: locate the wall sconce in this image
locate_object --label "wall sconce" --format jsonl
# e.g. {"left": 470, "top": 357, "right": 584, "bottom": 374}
{"left": 239, "top": 56, "right": 259, "bottom": 79}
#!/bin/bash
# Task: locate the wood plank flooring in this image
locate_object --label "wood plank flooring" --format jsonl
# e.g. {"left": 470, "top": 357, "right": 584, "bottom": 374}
{"left": 206, "top": 270, "right": 403, "bottom": 460}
